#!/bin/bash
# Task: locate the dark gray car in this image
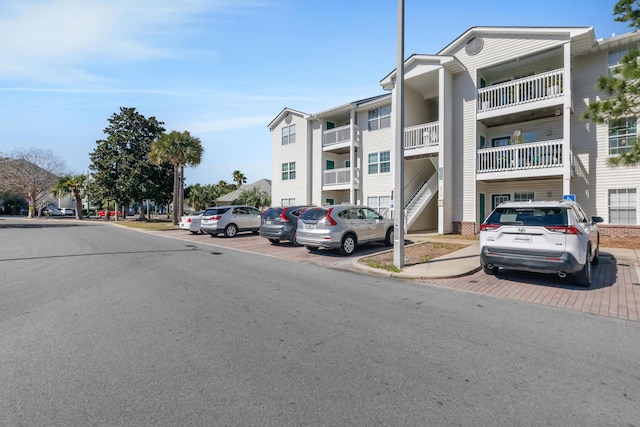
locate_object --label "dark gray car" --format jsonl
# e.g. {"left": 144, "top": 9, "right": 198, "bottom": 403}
{"left": 259, "top": 205, "right": 311, "bottom": 246}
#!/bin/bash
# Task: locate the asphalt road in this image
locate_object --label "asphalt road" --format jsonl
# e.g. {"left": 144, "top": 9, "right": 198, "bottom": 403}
{"left": 1, "top": 218, "right": 639, "bottom": 425}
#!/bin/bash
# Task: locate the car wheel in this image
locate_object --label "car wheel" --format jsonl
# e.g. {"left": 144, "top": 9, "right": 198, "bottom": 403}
{"left": 190, "top": 231, "right": 199, "bottom": 235}
{"left": 574, "top": 249, "right": 592, "bottom": 288}
{"left": 482, "top": 263, "right": 497, "bottom": 275}
{"left": 592, "top": 242, "right": 600, "bottom": 266}
{"left": 224, "top": 224, "right": 238, "bottom": 238}
{"left": 290, "top": 230, "right": 302, "bottom": 247}
{"left": 305, "top": 245, "right": 318, "bottom": 252}
{"left": 339, "top": 234, "right": 356, "bottom": 256}
{"left": 384, "top": 227, "right": 393, "bottom": 246}
{"left": 208, "top": 233, "right": 218, "bottom": 237}
{"left": 268, "top": 238, "right": 280, "bottom": 244}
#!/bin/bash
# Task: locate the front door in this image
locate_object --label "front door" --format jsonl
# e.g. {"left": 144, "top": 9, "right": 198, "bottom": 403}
{"left": 492, "top": 194, "right": 510, "bottom": 210}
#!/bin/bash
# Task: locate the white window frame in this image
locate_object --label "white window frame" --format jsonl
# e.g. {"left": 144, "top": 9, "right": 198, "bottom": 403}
{"left": 367, "top": 105, "right": 391, "bottom": 131}
{"left": 281, "top": 124, "right": 296, "bottom": 145}
{"left": 281, "top": 198, "right": 296, "bottom": 206}
{"left": 281, "top": 161, "right": 296, "bottom": 181}
{"left": 608, "top": 188, "right": 637, "bottom": 225}
{"left": 367, "top": 196, "right": 391, "bottom": 212}
{"left": 368, "top": 150, "right": 390, "bottom": 174}
{"left": 513, "top": 192, "right": 535, "bottom": 202}
{"left": 608, "top": 117, "right": 636, "bottom": 155}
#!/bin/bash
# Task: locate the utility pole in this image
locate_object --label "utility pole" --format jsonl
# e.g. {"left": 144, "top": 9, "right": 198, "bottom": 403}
{"left": 393, "top": 0, "right": 405, "bottom": 268}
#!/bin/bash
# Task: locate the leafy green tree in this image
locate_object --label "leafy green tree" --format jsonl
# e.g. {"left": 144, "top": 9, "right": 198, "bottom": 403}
{"left": 232, "top": 170, "right": 247, "bottom": 188}
{"left": 0, "top": 148, "right": 65, "bottom": 218}
{"left": 149, "top": 130, "right": 204, "bottom": 224}
{"left": 88, "top": 107, "right": 167, "bottom": 220}
{"left": 582, "top": 0, "right": 640, "bottom": 166}
{"left": 53, "top": 174, "right": 86, "bottom": 219}
{"left": 237, "top": 188, "right": 271, "bottom": 210}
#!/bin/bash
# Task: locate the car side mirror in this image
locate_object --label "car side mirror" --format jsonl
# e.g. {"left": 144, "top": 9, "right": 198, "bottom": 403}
{"left": 592, "top": 216, "right": 604, "bottom": 224}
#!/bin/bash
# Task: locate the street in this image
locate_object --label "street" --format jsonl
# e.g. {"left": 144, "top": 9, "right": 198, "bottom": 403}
{"left": 1, "top": 218, "right": 639, "bottom": 425}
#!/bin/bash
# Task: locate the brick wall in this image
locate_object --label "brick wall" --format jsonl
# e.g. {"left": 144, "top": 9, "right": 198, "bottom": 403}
{"left": 452, "top": 221, "right": 476, "bottom": 236}
{"left": 598, "top": 224, "right": 640, "bottom": 238}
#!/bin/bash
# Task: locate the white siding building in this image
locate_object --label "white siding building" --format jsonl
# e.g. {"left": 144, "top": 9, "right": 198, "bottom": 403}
{"left": 268, "top": 26, "right": 640, "bottom": 237}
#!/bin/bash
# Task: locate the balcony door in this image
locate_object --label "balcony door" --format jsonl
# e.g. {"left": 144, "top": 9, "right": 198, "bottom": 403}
{"left": 492, "top": 194, "right": 510, "bottom": 210}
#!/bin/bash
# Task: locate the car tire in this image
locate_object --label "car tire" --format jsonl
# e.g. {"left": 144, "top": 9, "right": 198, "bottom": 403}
{"left": 268, "top": 238, "right": 280, "bottom": 244}
{"left": 190, "top": 231, "right": 199, "bottom": 235}
{"left": 592, "top": 242, "right": 600, "bottom": 266}
{"left": 574, "top": 249, "right": 592, "bottom": 287}
{"left": 339, "top": 234, "right": 356, "bottom": 256}
{"left": 208, "top": 233, "right": 218, "bottom": 237}
{"left": 482, "top": 263, "right": 497, "bottom": 275}
{"left": 384, "top": 227, "right": 393, "bottom": 246}
{"left": 305, "top": 245, "right": 318, "bottom": 252}
{"left": 224, "top": 224, "right": 238, "bottom": 238}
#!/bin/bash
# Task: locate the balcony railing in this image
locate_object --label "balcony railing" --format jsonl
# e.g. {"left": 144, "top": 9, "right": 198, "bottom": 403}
{"left": 477, "top": 69, "right": 564, "bottom": 113}
{"left": 323, "top": 124, "right": 354, "bottom": 147}
{"left": 404, "top": 121, "right": 439, "bottom": 151}
{"left": 323, "top": 167, "right": 359, "bottom": 186}
{"left": 477, "top": 139, "right": 564, "bottom": 174}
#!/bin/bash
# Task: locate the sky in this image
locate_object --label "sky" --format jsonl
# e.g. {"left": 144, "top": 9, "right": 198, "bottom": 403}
{"left": 0, "top": 0, "right": 632, "bottom": 187}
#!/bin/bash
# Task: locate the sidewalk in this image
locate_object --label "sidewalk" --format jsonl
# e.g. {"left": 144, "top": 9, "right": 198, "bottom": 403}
{"left": 352, "top": 233, "right": 640, "bottom": 280}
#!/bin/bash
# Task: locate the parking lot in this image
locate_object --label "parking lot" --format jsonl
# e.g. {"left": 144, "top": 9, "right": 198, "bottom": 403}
{"left": 153, "top": 228, "right": 640, "bottom": 322}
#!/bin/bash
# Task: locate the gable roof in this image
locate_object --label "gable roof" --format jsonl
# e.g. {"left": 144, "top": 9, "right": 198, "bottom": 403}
{"left": 268, "top": 108, "right": 308, "bottom": 131}
{"left": 215, "top": 178, "right": 272, "bottom": 204}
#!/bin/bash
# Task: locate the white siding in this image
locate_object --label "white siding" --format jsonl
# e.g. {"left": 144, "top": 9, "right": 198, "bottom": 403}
{"left": 270, "top": 112, "right": 309, "bottom": 207}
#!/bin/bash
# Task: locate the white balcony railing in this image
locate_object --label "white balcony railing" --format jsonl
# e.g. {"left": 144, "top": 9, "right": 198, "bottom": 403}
{"left": 323, "top": 167, "right": 359, "bottom": 186}
{"left": 477, "top": 69, "right": 564, "bottom": 113}
{"left": 404, "top": 121, "right": 439, "bottom": 151}
{"left": 477, "top": 139, "right": 564, "bottom": 173}
{"left": 323, "top": 124, "right": 354, "bottom": 147}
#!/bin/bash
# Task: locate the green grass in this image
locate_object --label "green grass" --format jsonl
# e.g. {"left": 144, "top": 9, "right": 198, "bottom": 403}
{"left": 359, "top": 258, "right": 402, "bottom": 273}
{"left": 111, "top": 219, "right": 178, "bottom": 231}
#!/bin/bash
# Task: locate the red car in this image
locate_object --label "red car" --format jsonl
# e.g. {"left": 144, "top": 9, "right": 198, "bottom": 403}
{"left": 97, "top": 209, "right": 119, "bottom": 218}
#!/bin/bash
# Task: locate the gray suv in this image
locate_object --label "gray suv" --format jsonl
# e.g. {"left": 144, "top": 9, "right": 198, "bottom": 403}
{"left": 479, "top": 200, "right": 603, "bottom": 287}
{"left": 200, "top": 205, "right": 262, "bottom": 238}
{"left": 296, "top": 205, "right": 394, "bottom": 255}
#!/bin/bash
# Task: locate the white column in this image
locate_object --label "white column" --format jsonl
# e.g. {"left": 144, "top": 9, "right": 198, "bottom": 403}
{"left": 562, "top": 42, "right": 572, "bottom": 196}
{"left": 349, "top": 110, "right": 356, "bottom": 204}
{"left": 393, "top": 0, "right": 405, "bottom": 268}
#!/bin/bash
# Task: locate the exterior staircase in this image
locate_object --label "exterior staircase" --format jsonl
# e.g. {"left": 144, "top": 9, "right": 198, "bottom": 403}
{"left": 404, "top": 171, "right": 438, "bottom": 229}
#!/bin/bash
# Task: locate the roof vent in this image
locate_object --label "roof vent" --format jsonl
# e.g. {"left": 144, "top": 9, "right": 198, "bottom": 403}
{"left": 465, "top": 37, "right": 483, "bottom": 56}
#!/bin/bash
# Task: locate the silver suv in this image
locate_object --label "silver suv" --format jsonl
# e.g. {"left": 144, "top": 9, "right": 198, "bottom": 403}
{"left": 200, "top": 205, "right": 262, "bottom": 238}
{"left": 479, "top": 200, "right": 603, "bottom": 287}
{"left": 296, "top": 205, "right": 394, "bottom": 255}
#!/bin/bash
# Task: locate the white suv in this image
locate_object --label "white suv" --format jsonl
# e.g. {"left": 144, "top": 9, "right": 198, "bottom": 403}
{"left": 479, "top": 200, "right": 603, "bottom": 287}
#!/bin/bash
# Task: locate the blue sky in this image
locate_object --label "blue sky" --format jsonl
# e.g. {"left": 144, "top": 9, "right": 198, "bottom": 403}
{"left": 0, "top": 0, "right": 631, "bottom": 187}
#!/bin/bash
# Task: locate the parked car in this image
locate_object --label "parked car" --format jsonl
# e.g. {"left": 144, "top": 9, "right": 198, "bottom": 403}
{"left": 42, "top": 206, "right": 63, "bottom": 216}
{"left": 97, "top": 209, "right": 119, "bottom": 219}
{"left": 200, "top": 205, "right": 262, "bottom": 238}
{"left": 179, "top": 210, "right": 204, "bottom": 234}
{"left": 296, "top": 205, "right": 394, "bottom": 255}
{"left": 479, "top": 200, "right": 603, "bottom": 287}
{"left": 259, "top": 205, "right": 311, "bottom": 246}
{"left": 59, "top": 208, "right": 75, "bottom": 216}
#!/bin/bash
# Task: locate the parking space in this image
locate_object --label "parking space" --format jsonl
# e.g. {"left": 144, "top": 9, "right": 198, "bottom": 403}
{"left": 153, "top": 228, "right": 640, "bottom": 322}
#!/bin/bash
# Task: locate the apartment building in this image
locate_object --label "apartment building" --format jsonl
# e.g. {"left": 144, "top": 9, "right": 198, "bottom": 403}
{"left": 268, "top": 26, "right": 640, "bottom": 236}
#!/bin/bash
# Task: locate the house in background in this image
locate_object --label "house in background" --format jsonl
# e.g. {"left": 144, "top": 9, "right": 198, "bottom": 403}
{"left": 268, "top": 26, "right": 640, "bottom": 237}
{"left": 215, "top": 178, "right": 272, "bottom": 206}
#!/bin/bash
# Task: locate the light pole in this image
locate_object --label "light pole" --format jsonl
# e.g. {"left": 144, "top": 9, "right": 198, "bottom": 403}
{"left": 393, "top": 0, "right": 405, "bottom": 268}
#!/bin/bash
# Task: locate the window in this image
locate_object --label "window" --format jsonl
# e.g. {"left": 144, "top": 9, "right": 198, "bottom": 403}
{"left": 368, "top": 151, "right": 390, "bottom": 174}
{"left": 608, "top": 49, "right": 631, "bottom": 76}
{"left": 326, "top": 160, "right": 335, "bottom": 170}
{"left": 281, "top": 162, "right": 296, "bottom": 180}
{"left": 609, "top": 188, "right": 637, "bottom": 224}
{"left": 608, "top": 117, "right": 636, "bottom": 154}
{"left": 514, "top": 192, "right": 535, "bottom": 202}
{"left": 282, "top": 124, "right": 296, "bottom": 145}
{"left": 368, "top": 105, "right": 391, "bottom": 131}
{"left": 367, "top": 196, "right": 391, "bottom": 211}
{"left": 281, "top": 198, "right": 296, "bottom": 206}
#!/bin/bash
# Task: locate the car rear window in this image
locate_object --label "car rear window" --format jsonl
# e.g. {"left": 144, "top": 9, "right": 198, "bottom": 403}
{"left": 203, "top": 207, "right": 229, "bottom": 216}
{"left": 486, "top": 207, "right": 567, "bottom": 227}
{"left": 300, "top": 208, "right": 328, "bottom": 221}
{"left": 262, "top": 208, "right": 283, "bottom": 219}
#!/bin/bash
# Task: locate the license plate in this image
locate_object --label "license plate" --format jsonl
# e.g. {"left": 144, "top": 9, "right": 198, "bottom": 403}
{"left": 514, "top": 234, "right": 531, "bottom": 243}
{"left": 265, "top": 220, "right": 273, "bottom": 225}
{"left": 305, "top": 223, "right": 316, "bottom": 229}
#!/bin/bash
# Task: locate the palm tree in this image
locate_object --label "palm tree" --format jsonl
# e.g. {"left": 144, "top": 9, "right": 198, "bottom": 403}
{"left": 52, "top": 174, "right": 87, "bottom": 220}
{"left": 232, "top": 170, "right": 247, "bottom": 188}
{"left": 149, "top": 130, "right": 204, "bottom": 225}
{"left": 237, "top": 188, "right": 271, "bottom": 210}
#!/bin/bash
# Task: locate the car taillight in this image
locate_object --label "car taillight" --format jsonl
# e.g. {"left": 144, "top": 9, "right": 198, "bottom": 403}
{"left": 325, "top": 208, "right": 338, "bottom": 226}
{"left": 212, "top": 215, "right": 221, "bottom": 220}
{"left": 545, "top": 225, "right": 581, "bottom": 235}
{"left": 187, "top": 218, "right": 192, "bottom": 223}
{"left": 279, "top": 208, "right": 289, "bottom": 223}
{"left": 479, "top": 223, "right": 501, "bottom": 231}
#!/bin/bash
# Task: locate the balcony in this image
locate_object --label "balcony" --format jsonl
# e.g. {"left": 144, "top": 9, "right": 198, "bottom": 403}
{"left": 404, "top": 121, "right": 439, "bottom": 157}
{"left": 477, "top": 139, "right": 566, "bottom": 178}
{"left": 477, "top": 69, "right": 564, "bottom": 121}
{"left": 323, "top": 124, "right": 358, "bottom": 153}
{"left": 323, "top": 167, "right": 360, "bottom": 190}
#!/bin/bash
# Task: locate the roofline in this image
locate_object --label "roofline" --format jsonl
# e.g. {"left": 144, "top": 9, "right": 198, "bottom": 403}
{"left": 268, "top": 108, "right": 308, "bottom": 131}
